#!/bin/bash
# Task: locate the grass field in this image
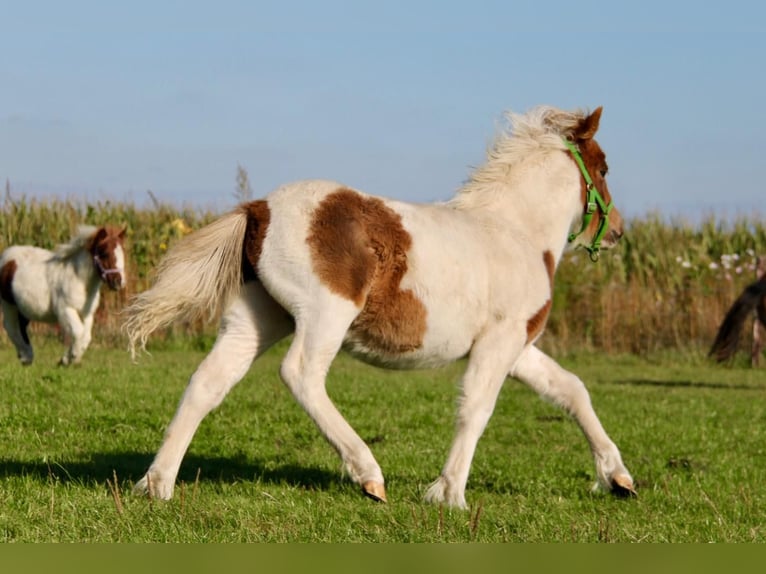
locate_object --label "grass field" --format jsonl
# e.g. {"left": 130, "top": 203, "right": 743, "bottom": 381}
{"left": 1, "top": 338, "right": 765, "bottom": 542}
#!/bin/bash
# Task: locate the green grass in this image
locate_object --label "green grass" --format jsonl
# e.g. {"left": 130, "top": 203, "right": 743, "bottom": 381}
{"left": 1, "top": 339, "right": 765, "bottom": 542}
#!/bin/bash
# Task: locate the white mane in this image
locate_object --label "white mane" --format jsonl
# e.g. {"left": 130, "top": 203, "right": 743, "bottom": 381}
{"left": 457, "top": 105, "right": 587, "bottom": 197}
{"left": 54, "top": 225, "right": 97, "bottom": 260}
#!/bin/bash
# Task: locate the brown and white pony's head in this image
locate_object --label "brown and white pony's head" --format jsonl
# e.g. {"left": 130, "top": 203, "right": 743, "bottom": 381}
{"left": 87, "top": 226, "right": 127, "bottom": 290}
{"left": 565, "top": 107, "right": 624, "bottom": 257}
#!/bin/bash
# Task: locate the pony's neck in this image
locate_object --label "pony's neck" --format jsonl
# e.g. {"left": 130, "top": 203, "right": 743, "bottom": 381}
{"left": 70, "top": 250, "right": 102, "bottom": 291}
{"left": 452, "top": 151, "right": 582, "bottom": 266}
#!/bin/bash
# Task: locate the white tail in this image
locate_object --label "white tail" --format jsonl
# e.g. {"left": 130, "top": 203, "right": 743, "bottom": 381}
{"left": 124, "top": 208, "right": 248, "bottom": 356}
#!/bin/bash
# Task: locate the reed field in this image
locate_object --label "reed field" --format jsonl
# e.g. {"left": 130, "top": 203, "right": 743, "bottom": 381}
{"left": 1, "top": 190, "right": 766, "bottom": 542}
{"left": 1, "top": 189, "right": 764, "bottom": 357}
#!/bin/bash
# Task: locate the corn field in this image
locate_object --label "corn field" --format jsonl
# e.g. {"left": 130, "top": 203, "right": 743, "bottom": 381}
{"left": 548, "top": 212, "right": 766, "bottom": 357}
{"left": 1, "top": 190, "right": 765, "bottom": 357}
{"left": 0, "top": 190, "right": 218, "bottom": 345}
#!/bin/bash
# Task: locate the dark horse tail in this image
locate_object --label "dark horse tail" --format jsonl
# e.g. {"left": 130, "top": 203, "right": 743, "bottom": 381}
{"left": 709, "top": 274, "right": 766, "bottom": 362}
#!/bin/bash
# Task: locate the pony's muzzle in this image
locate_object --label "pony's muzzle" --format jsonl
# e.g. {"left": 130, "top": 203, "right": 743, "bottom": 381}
{"left": 602, "top": 208, "right": 624, "bottom": 249}
{"left": 606, "top": 228, "right": 623, "bottom": 245}
{"left": 105, "top": 273, "right": 125, "bottom": 290}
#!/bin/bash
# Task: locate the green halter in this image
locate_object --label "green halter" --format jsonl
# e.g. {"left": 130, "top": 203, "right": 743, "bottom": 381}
{"left": 564, "top": 139, "right": 612, "bottom": 262}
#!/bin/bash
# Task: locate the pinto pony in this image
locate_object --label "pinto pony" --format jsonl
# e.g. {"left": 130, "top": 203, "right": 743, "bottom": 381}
{"left": 0, "top": 225, "right": 126, "bottom": 366}
{"left": 125, "top": 105, "right": 634, "bottom": 507}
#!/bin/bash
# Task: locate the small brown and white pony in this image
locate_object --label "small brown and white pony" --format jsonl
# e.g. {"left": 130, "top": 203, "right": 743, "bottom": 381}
{"left": 126, "top": 105, "right": 634, "bottom": 508}
{"left": 0, "top": 225, "right": 126, "bottom": 366}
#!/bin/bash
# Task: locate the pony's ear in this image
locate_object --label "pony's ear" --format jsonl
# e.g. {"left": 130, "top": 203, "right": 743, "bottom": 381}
{"left": 119, "top": 226, "right": 128, "bottom": 241}
{"left": 574, "top": 106, "right": 603, "bottom": 141}
{"left": 85, "top": 226, "right": 108, "bottom": 253}
{"left": 92, "top": 226, "right": 109, "bottom": 243}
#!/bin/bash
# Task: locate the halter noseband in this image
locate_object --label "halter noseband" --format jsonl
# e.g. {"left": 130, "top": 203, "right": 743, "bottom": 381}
{"left": 93, "top": 255, "right": 122, "bottom": 282}
{"left": 564, "top": 139, "right": 612, "bottom": 262}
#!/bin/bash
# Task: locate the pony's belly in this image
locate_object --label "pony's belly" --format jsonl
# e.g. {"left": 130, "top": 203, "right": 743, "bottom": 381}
{"left": 12, "top": 272, "right": 54, "bottom": 321}
{"left": 14, "top": 294, "right": 54, "bottom": 322}
{"left": 343, "top": 333, "right": 471, "bottom": 370}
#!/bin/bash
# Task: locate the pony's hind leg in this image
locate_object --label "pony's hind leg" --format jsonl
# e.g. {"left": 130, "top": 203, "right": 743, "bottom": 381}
{"left": 134, "top": 282, "right": 293, "bottom": 500}
{"left": 1, "top": 302, "right": 34, "bottom": 365}
{"left": 279, "top": 295, "right": 387, "bottom": 502}
{"left": 510, "top": 345, "right": 635, "bottom": 495}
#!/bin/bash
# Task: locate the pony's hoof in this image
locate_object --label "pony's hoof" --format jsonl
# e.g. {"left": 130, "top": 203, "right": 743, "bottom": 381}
{"left": 362, "top": 480, "right": 387, "bottom": 502}
{"left": 424, "top": 477, "right": 468, "bottom": 509}
{"left": 133, "top": 473, "right": 175, "bottom": 500}
{"left": 611, "top": 474, "right": 637, "bottom": 497}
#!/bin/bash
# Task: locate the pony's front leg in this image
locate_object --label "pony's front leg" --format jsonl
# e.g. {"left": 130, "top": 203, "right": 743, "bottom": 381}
{"left": 425, "top": 328, "right": 526, "bottom": 509}
{"left": 56, "top": 307, "right": 86, "bottom": 366}
{"left": 510, "top": 345, "right": 635, "bottom": 495}
{"left": 79, "top": 312, "right": 95, "bottom": 358}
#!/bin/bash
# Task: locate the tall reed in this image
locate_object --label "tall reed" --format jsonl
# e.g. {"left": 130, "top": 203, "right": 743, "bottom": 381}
{"left": 0, "top": 191, "right": 217, "bottom": 344}
{"left": 546, "top": 211, "right": 766, "bottom": 357}
{"left": 2, "top": 190, "right": 764, "bottom": 358}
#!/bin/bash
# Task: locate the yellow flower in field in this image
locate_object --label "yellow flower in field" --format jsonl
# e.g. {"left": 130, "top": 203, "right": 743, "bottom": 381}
{"left": 171, "top": 218, "right": 192, "bottom": 236}
{"left": 160, "top": 242, "right": 167, "bottom": 251}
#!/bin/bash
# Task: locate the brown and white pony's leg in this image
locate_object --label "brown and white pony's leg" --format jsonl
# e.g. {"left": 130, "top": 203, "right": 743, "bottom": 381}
{"left": 425, "top": 327, "right": 527, "bottom": 509}
{"left": 1, "top": 302, "right": 34, "bottom": 365}
{"left": 510, "top": 345, "right": 634, "bottom": 494}
{"left": 134, "top": 281, "right": 292, "bottom": 500}
{"left": 279, "top": 293, "right": 387, "bottom": 501}
{"left": 55, "top": 307, "right": 86, "bottom": 365}
{"left": 79, "top": 312, "right": 95, "bottom": 360}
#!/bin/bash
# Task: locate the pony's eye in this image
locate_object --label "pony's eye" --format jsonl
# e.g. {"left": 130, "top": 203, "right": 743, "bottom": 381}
{"left": 600, "top": 168, "right": 608, "bottom": 177}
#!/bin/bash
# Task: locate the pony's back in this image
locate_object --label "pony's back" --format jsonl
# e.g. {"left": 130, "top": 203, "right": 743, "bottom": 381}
{"left": 0, "top": 245, "right": 53, "bottom": 267}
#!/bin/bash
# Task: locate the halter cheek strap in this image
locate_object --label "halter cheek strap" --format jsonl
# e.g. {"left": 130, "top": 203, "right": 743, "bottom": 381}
{"left": 93, "top": 256, "right": 122, "bottom": 281}
{"left": 563, "top": 139, "right": 612, "bottom": 262}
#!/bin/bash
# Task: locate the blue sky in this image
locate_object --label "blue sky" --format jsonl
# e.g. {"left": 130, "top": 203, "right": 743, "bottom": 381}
{"left": 1, "top": 0, "right": 764, "bottom": 219}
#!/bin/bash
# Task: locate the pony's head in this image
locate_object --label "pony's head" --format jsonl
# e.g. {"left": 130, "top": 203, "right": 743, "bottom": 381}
{"left": 564, "top": 107, "right": 624, "bottom": 260}
{"left": 87, "top": 226, "right": 127, "bottom": 290}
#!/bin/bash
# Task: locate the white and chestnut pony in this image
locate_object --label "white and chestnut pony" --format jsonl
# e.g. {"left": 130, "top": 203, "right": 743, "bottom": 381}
{"left": 0, "top": 225, "right": 126, "bottom": 366}
{"left": 125, "top": 105, "right": 634, "bottom": 507}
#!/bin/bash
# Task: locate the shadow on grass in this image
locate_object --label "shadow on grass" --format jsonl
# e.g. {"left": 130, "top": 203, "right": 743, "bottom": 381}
{"left": 614, "top": 379, "right": 760, "bottom": 391}
{"left": 0, "top": 451, "right": 338, "bottom": 493}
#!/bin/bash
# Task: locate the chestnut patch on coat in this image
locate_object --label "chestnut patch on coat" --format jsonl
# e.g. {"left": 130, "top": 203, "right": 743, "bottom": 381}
{"left": 307, "top": 188, "right": 426, "bottom": 354}
{"left": 241, "top": 200, "right": 271, "bottom": 282}
{"left": 526, "top": 250, "right": 555, "bottom": 343}
{"left": 0, "top": 259, "right": 17, "bottom": 305}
